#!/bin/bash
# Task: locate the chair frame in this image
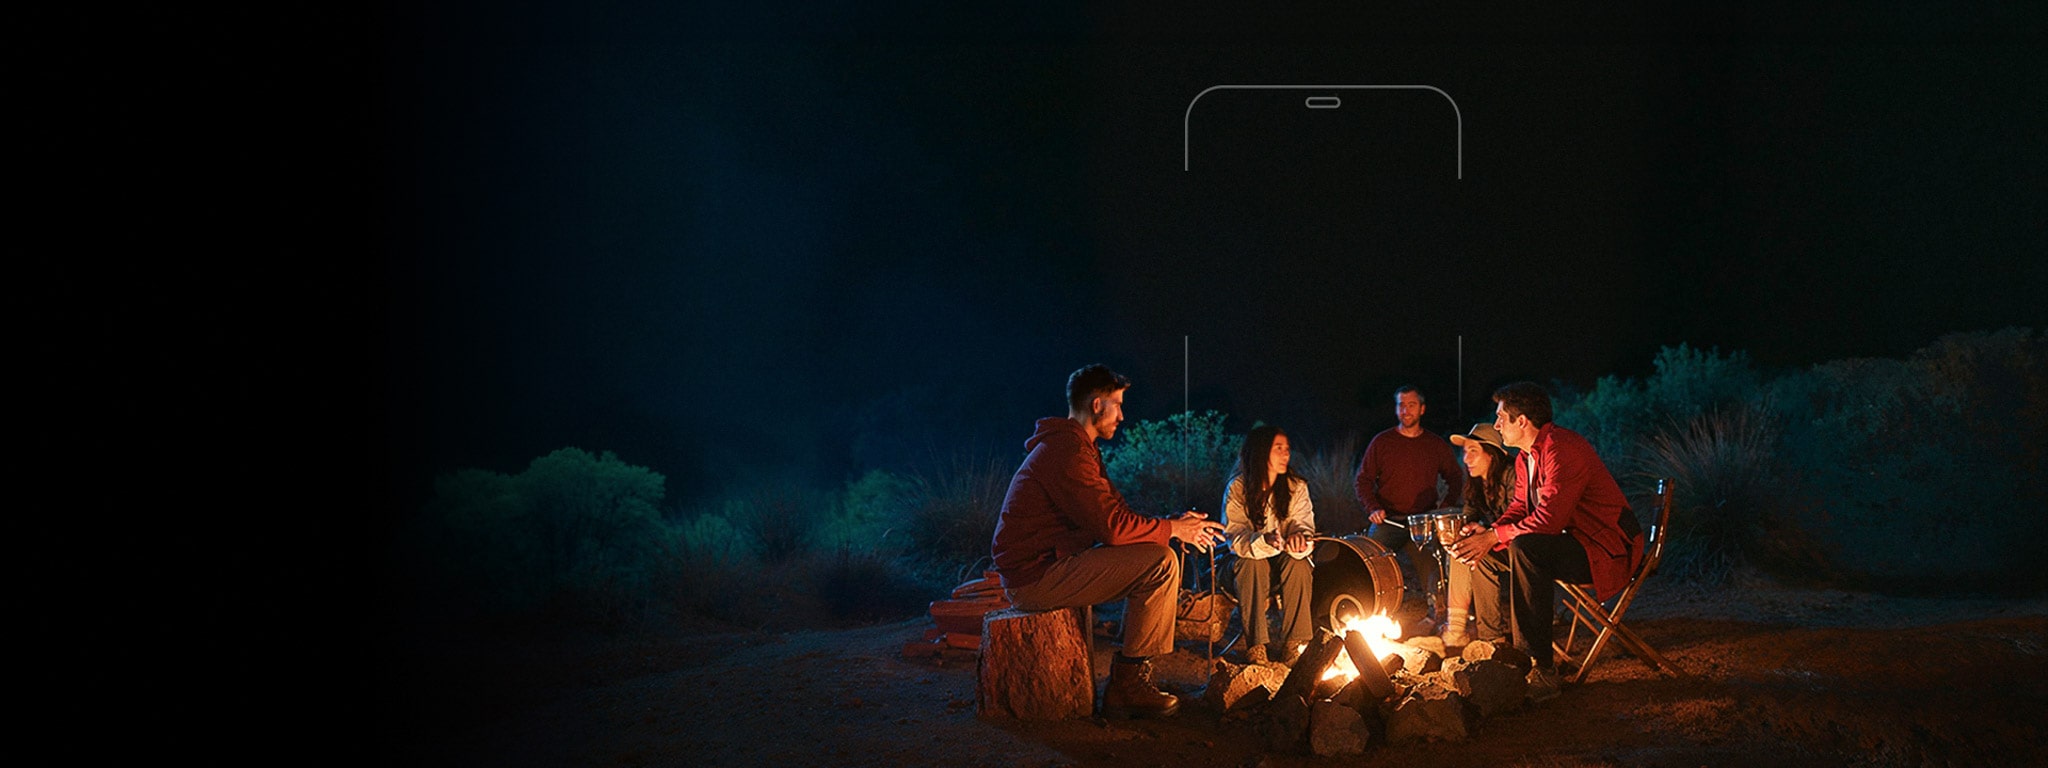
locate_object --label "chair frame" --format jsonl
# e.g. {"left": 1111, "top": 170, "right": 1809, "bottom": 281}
{"left": 1553, "top": 478, "right": 1678, "bottom": 682}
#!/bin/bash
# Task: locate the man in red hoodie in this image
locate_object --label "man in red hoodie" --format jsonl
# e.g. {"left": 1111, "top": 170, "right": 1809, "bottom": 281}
{"left": 1449, "top": 381, "right": 1643, "bottom": 703}
{"left": 990, "top": 364, "right": 1227, "bottom": 718}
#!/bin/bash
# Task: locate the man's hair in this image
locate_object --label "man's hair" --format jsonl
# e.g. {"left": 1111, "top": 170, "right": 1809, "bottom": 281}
{"left": 1491, "top": 381, "right": 1553, "bottom": 428}
{"left": 1394, "top": 385, "right": 1424, "bottom": 403}
{"left": 1067, "top": 364, "right": 1132, "bottom": 413}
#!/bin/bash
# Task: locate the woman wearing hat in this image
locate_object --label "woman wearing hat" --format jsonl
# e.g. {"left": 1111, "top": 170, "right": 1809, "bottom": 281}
{"left": 1442, "top": 423, "right": 1514, "bottom": 647}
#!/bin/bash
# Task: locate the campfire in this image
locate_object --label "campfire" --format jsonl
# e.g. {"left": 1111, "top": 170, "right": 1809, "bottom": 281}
{"left": 1202, "top": 612, "right": 1539, "bottom": 756}
{"left": 1319, "top": 613, "right": 1405, "bottom": 685}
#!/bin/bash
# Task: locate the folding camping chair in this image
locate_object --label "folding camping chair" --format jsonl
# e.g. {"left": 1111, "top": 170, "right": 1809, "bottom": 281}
{"left": 1553, "top": 478, "right": 1678, "bottom": 682}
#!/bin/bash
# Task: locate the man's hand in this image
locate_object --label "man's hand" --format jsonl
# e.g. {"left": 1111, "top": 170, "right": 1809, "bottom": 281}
{"left": 1449, "top": 527, "right": 1498, "bottom": 565}
{"left": 1368, "top": 509, "right": 1386, "bottom": 525}
{"left": 1171, "top": 511, "right": 1226, "bottom": 552}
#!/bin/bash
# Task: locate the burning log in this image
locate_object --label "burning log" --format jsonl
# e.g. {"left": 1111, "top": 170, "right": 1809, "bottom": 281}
{"left": 1342, "top": 630, "right": 1398, "bottom": 703}
{"left": 976, "top": 607, "right": 1092, "bottom": 720}
{"left": 1270, "top": 630, "right": 1347, "bottom": 706}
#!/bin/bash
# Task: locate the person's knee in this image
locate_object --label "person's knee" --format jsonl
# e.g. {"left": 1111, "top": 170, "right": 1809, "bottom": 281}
{"left": 1129, "top": 542, "right": 1177, "bottom": 583}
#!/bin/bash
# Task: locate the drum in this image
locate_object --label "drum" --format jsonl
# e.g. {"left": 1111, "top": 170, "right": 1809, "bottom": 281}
{"left": 1309, "top": 534, "right": 1406, "bottom": 633}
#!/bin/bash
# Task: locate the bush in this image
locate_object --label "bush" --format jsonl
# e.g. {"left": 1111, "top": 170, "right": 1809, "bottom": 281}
{"left": 415, "top": 448, "right": 674, "bottom": 626}
{"left": 1556, "top": 344, "right": 1761, "bottom": 467}
{"left": 1769, "top": 328, "right": 2048, "bottom": 593}
{"left": 1293, "top": 433, "right": 1367, "bottom": 534}
{"left": 902, "top": 454, "right": 1012, "bottom": 576}
{"left": 1102, "top": 410, "right": 1240, "bottom": 519}
{"left": 1632, "top": 404, "right": 1815, "bottom": 583}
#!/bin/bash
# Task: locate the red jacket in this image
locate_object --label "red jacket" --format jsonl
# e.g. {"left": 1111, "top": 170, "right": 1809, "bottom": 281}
{"left": 1493, "top": 423, "right": 1643, "bottom": 601}
{"left": 990, "top": 417, "right": 1172, "bottom": 590}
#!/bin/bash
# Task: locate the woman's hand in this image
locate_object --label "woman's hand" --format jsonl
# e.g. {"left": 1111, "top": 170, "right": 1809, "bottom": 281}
{"left": 1283, "top": 532, "right": 1312, "bottom": 555}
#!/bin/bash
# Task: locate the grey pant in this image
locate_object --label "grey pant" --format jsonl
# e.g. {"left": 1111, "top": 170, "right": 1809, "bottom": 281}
{"left": 1234, "top": 554, "right": 1314, "bottom": 647}
{"left": 1006, "top": 542, "right": 1181, "bottom": 658}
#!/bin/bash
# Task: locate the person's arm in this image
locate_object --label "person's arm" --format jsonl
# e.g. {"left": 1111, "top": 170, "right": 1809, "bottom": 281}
{"left": 1496, "top": 436, "right": 1589, "bottom": 543}
{"left": 1354, "top": 441, "right": 1387, "bottom": 523}
{"left": 1283, "top": 476, "right": 1316, "bottom": 559}
{"left": 1225, "top": 477, "right": 1279, "bottom": 559}
{"left": 1047, "top": 442, "right": 1171, "bottom": 547}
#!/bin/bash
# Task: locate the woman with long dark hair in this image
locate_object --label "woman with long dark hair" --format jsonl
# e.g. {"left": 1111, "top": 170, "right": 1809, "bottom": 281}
{"left": 1223, "top": 425, "right": 1317, "bottom": 664}
{"left": 1442, "top": 423, "right": 1514, "bottom": 646}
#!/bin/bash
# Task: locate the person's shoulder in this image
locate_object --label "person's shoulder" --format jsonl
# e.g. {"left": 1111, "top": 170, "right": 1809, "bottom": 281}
{"left": 1285, "top": 474, "right": 1311, "bottom": 492}
{"left": 1026, "top": 417, "right": 1087, "bottom": 453}
{"left": 1539, "top": 423, "right": 1592, "bottom": 451}
{"left": 1365, "top": 427, "right": 1401, "bottom": 445}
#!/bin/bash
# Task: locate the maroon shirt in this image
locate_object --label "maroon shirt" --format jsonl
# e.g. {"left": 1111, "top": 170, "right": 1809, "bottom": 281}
{"left": 990, "top": 417, "right": 1171, "bottom": 590}
{"left": 1354, "top": 427, "right": 1464, "bottom": 519}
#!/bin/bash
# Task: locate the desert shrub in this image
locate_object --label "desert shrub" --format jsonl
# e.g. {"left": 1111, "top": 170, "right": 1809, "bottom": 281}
{"left": 818, "top": 469, "right": 916, "bottom": 555}
{"left": 1556, "top": 345, "right": 1761, "bottom": 467}
{"left": 1632, "top": 404, "right": 1815, "bottom": 584}
{"left": 901, "top": 454, "right": 1012, "bottom": 576}
{"left": 1769, "top": 328, "right": 2048, "bottom": 593}
{"left": 416, "top": 448, "right": 674, "bottom": 625}
{"left": 723, "top": 483, "right": 834, "bottom": 565}
{"left": 1293, "top": 433, "right": 1367, "bottom": 534}
{"left": 812, "top": 548, "right": 948, "bottom": 623}
{"left": 1102, "top": 410, "right": 1240, "bottom": 519}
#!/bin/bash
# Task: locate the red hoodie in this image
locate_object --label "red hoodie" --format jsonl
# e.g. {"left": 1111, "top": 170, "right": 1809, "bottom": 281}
{"left": 990, "top": 417, "right": 1172, "bottom": 590}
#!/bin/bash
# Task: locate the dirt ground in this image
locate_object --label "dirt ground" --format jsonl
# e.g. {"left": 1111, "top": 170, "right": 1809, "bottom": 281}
{"left": 377, "top": 580, "right": 2048, "bottom": 767}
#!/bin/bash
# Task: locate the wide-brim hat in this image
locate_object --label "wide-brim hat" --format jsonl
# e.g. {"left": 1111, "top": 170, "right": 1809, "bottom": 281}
{"left": 1449, "top": 423, "right": 1506, "bottom": 451}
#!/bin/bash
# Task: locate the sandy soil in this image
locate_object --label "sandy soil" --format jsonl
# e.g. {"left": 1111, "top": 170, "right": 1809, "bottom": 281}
{"left": 378, "top": 581, "right": 2048, "bottom": 767}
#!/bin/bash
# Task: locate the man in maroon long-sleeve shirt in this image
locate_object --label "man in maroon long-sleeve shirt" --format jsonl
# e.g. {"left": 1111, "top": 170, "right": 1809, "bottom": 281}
{"left": 990, "top": 364, "right": 1225, "bottom": 718}
{"left": 1355, "top": 386, "right": 1465, "bottom": 610}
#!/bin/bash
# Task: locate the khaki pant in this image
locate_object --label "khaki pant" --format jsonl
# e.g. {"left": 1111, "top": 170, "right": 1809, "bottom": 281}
{"left": 1006, "top": 542, "right": 1181, "bottom": 658}
{"left": 1234, "top": 554, "right": 1314, "bottom": 647}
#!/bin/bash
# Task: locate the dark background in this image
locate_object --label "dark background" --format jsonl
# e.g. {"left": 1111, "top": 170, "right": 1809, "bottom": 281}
{"left": 373, "top": 4, "right": 2046, "bottom": 521}
{"left": 22, "top": 3, "right": 2042, "bottom": 751}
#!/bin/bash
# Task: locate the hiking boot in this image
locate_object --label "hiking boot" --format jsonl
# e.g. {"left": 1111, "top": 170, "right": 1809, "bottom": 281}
{"left": 1102, "top": 658, "right": 1180, "bottom": 718}
{"left": 1526, "top": 665, "right": 1563, "bottom": 704}
{"left": 1440, "top": 622, "right": 1470, "bottom": 648}
{"left": 1269, "top": 641, "right": 1305, "bottom": 666}
{"left": 1245, "top": 643, "right": 1270, "bottom": 666}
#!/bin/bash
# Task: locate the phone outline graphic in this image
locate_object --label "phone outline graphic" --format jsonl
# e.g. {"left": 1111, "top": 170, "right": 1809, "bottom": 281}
{"left": 1181, "top": 84, "right": 1464, "bottom": 179}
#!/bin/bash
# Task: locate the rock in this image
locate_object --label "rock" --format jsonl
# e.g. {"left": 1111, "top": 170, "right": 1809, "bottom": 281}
{"left": 1403, "top": 636, "right": 1449, "bottom": 658}
{"left": 1393, "top": 645, "right": 1444, "bottom": 676}
{"left": 1460, "top": 640, "right": 1533, "bottom": 674}
{"left": 1259, "top": 693, "right": 1311, "bottom": 752}
{"left": 1448, "top": 659, "right": 1528, "bottom": 717}
{"left": 1308, "top": 699, "right": 1371, "bottom": 756}
{"left": 1386, "top": 680, "right": 1470, "bottom": 744}
{"left": 1202, "top": 660, "right": 1284, "bottom": 712}
{"left": 1440, "top": 656, "right": 1470, "bottom": 676}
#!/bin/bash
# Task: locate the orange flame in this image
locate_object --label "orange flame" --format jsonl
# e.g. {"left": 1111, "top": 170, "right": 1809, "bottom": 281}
{"left": 1322, "top": 613, "right": 1404, "bottom": 682}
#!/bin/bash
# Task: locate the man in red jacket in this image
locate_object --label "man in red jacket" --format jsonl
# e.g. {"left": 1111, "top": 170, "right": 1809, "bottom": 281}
{"left": 990, "top": 364, "right": 1227, "bottom": 718}
{"left": 1449, "top": 381, "right": 1643, "bottom": 702}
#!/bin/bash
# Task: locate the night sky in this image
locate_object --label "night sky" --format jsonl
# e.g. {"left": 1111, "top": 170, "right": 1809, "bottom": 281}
{"left": 374, "top": 5, "right": 2048, "bottom": 514}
